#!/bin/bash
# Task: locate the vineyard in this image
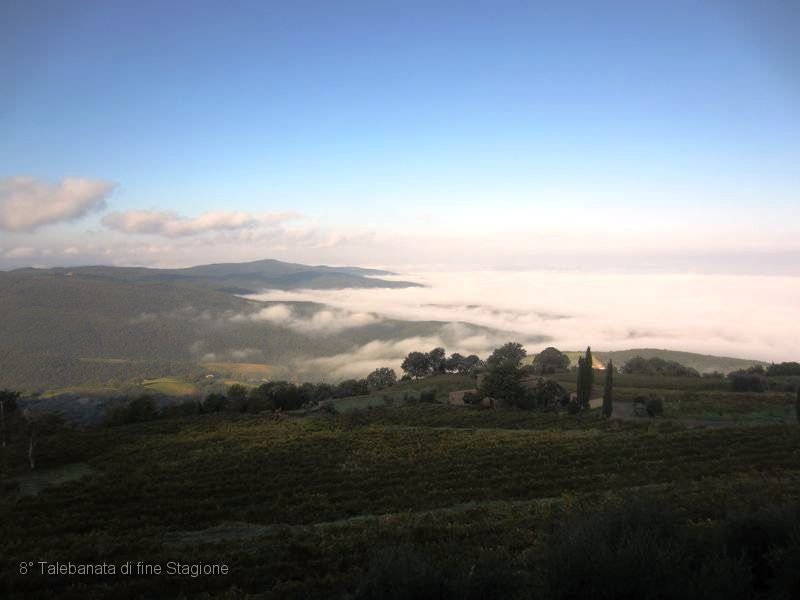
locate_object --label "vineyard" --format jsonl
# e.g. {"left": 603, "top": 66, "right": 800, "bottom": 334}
{"left": 1, "top": 370, "right": 800, "bottom": 598}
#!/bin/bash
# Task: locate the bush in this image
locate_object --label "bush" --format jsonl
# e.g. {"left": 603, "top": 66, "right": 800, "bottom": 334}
{"left": 354, "top": 544, "right": 527, "bottom": 600}
{"left": 646, "top": 396, "right": 664, "bottom": 417}
{"left": 106, "top": 395, "right": 158, "bottom": 426}
{"left": 538, "top": 501, "right": 753, "bottom": 600}
{"left": 419, "top": 389, "right": 437, "bottom": 403}
{"left": 203, "top": 393, "right": 229, "bottom": 412}
{"left": 729, "top": 371, "right": 769, "bottom": 393}
{"left": 160, "top": 400, "right": 202, "bottom": 418}
{"left": 462, "top": 391, "right": 481, "bottom": 405}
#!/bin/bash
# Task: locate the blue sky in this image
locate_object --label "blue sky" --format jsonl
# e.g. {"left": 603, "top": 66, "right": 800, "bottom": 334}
{"left": 1, "top": 0, "right": 799, "bottom": 269}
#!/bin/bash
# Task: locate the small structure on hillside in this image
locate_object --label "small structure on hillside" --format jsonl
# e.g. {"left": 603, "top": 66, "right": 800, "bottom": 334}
{"left": 448, "top": 389, "right": 477, "bottom": 405}
{"left": 480, "top": 396, "right": 508, "bottom": 409}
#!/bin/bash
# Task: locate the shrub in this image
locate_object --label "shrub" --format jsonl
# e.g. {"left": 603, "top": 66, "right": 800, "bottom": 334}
{"left": 729, "top": 371, "right": 769, "bottom": 393}
{"left": 203, "top": 393, "right": 228, "bottom": 412}
{"left": 538, "top": 501, "right": 758, "bottom": 600}
{"left": 419, "top": 389, "right": 437, "bottom": 403}
{"left": 106, "top": 395, "right": 158, "bottom": 426}
{"left": 646, "top": 396, "right": 664, "bottom": 417}
{"left": 462, "top": 391, "right": 481, "bottom": 405}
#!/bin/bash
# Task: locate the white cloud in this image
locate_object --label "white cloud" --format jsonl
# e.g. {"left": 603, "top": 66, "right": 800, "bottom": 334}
{"left": 235, "top": 303, "right": 382, "bottom": 334}
{"left": 0, "top": 176, "right": 113, "bottom": 231}
{"left": 3, "top": 246, "right": 38, "bottom": 259}
{"left": 102, "top": 209, "right": 301, "bottom": 237}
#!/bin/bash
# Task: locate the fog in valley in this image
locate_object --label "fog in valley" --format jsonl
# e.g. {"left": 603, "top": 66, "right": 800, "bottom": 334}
{"left": 248, "top": 270, "right": 800, "bottom": 378}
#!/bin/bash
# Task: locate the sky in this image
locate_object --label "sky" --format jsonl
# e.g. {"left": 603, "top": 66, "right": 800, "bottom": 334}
{"left": 1, "top": 0, "right": 799, "bottom": 271}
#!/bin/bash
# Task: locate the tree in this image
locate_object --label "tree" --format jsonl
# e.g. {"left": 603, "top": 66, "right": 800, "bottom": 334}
{"left": 796, "top": 386, "right": 800, "bottom": 424}
{"left": 728, "top": 370, "right": 769, "bottom": 393}
{"left": 602, "top": 360, "right": 613, "bottom": 418}
{"left": 532, "top": 347, "right": 570, "bottom": 374}
{"left": 335, "top": 379, "right": 370, "bottom": 398}
{"left": 524, "top": 378, "right": 568, "bottom": 410}
{"left": 22, "top": 410, "right": 64, "bottom": 471}
{"left": 106, "top": 395, "right": 159, "bottom": 425}
{"left": 576, "top": 357, "right": 588, "bottom": 411}
{"left": 128, "top": 395, "right": 158, "bottom": 422}
{"left": 463, "top": 355, "right": 485, "bottom": 375}
{"left": 445, "top": 353, "right": 466, "bottom": 373}
{"left": 584, "top": 346, "right": 594, "bottom": 401}
{"left": 0, "top": 389, "right": 20, "bottom": 448}
{"left": 311, "top": 383, "right": 336, "bottom": 402}
{"left": 479, "top": 362, "right": 525, "bottom": 404}
{"left": 622, "top": 356, "right": 700, "bottom": 377}
{"left": 247, "top": 384, "right": 274, "bottom": 412}
{"left": 228, "top": 384, "right": 250, "bottom": 411}
{"left": 576, "top": 350, "right": 594, "bottom": 411}
{"left": 427, "top": 347, "right": 447, "bottom": 375}
{"left": 367, "top": 367, "right": 397, "bottom": 390}
{"left": 203, "top": 393, "right": 228, "bottom": 412}
{"left": 401, "top": 351, "right": 432, "bottom": 379}
{"left": 486, "top": 342, "right": 527, "bottom": 369}
{"left": 767, "top": 362, "right": 800, "bottom": 377}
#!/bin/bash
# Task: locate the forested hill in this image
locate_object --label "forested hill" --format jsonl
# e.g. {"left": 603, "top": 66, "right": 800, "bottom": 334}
{"left": 9, "top": 258, "right": 420, "bottom": 294}
{"left": 0, "top": 266, "right": 494, "bottom": 391}
{"left": 593, "top": 349, "right": 768, "bottom": 374}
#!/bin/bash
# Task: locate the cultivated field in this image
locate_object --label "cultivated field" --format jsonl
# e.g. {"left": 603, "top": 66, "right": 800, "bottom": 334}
{"left": 1, "top": 371, "right": 799, "bottom": 598}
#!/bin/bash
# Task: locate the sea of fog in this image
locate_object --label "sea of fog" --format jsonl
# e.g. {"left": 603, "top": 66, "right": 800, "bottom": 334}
{"left": 247, "top": 271, "right": 800, "bottom": 378}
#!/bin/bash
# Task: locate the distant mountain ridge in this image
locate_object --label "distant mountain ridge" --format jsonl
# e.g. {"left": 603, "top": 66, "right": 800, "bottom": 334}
{"left": 594, "top": 348, "right": 768, "bottom": 373}
{"left": 10, "top": 258, "right": 419, "bottom": 294}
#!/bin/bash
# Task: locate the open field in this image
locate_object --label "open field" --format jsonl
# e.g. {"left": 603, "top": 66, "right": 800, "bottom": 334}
{"left": 203, "top": 362, "right": 290, "bottom": 380}
{"left": 141, "top": 377, "right": 200, "bottom": 396}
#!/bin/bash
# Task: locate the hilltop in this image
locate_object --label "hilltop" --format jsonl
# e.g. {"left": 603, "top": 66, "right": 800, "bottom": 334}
{"left": 9, "top": 257, "right": 420, "bottom": 294}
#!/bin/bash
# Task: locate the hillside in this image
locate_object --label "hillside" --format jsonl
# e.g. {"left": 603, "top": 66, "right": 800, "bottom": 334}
{"left": 10, "top": 258, "right": 419, "bottom": 294}
{"left": 593, "top": 348, "right": 768, "bottom": 374}
{"left": 0, "top": 267, "right": 509, "bottom": 391}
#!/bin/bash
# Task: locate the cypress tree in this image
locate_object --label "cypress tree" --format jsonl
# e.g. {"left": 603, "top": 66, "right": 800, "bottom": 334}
{"left": 576, "top": 357, "right": 585, "bottom": 410}
{"left": 796, "top": 386, "right": 800, "bottom": 424}
{"left": 602, "top": 360, "right": 613, "bottom": 418}
{"left": 576, "top": 357, "right": 592, "bottom": 411}
{"left": 585, "top": 346, "right": 594, "bottom": 401}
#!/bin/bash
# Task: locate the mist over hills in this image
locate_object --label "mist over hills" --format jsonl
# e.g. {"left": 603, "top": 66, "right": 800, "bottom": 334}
{"left": 0, "top": 259, "right": 514, "bottom": 390}
{"left": 0, "top": 258, "right": 769, "bottom": 392}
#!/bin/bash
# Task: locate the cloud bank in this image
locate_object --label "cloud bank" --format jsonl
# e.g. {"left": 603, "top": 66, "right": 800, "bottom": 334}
{"left": 102, "top": 209, "right": 300, "bottom": 237}
{"left": 0, "top": 176, "right": 113, "bottom": 231}
{"left": 248, "top": 271, "right": 800, "bottom": 363}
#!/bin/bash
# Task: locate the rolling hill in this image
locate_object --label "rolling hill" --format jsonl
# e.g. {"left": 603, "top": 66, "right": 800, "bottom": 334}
{"left": 593, "top": 348, "right": 768, "bottom": 374}
{"left": 0, "top": 262, "right": 515, "bottom": 391}
{"left": 10, "top": 258, "right": 419, "bottom": 294}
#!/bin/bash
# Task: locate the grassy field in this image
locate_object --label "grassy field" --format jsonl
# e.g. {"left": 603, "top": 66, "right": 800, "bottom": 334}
{"left": 140, "top": 377, "right": 200, "bottom": 396}
{"left": 39, "top": 385, "right": 122, "bottom": 398}
{"left": 203, "top": 362, "right": 290, "bottom": 381}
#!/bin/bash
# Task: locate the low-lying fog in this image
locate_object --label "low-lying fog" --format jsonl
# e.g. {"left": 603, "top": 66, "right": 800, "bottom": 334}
{"left": 247, "top": 271, "right": 799, "bottom": 378}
